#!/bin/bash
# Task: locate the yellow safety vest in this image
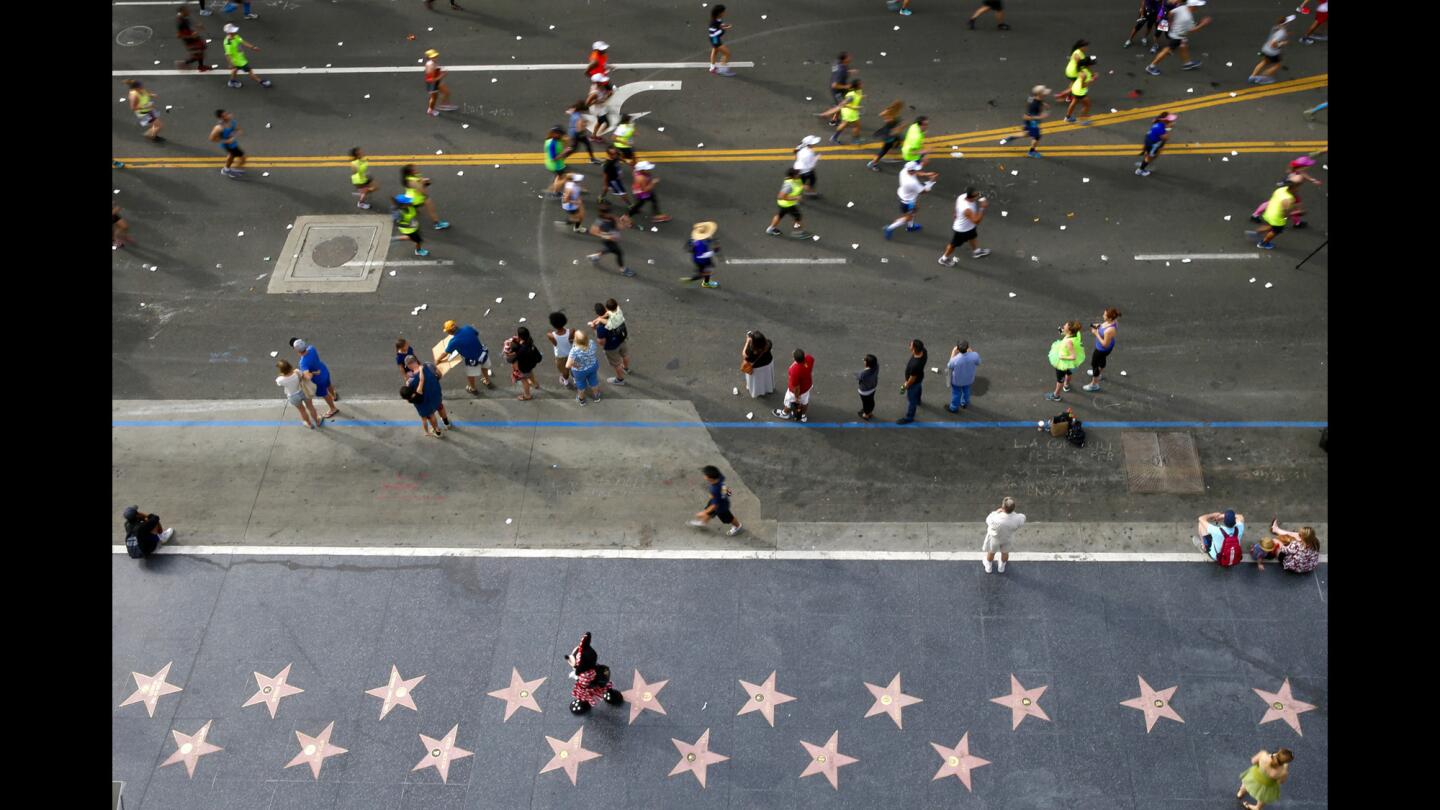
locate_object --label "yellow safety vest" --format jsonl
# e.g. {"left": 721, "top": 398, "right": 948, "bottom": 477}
{"left": 1071, "top": 67, "right": 1092, "bottom": 97}
{"left": 396, "top": 204, "right": 418, "bottom": 234}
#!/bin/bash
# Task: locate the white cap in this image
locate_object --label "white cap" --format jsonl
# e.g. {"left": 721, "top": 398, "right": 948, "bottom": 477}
{"left": 223, "top": 23, "right": 239, "bottom": 33}
{"left": 1283, "top": 13, "right": 1296, "bottom": 22}
{"left": 635, "top": 161, "right": 656, "bottom": 171}
{"left": 904, "top": 161, "right": 923, "bottom": 172}
{"left": 591, "top": 73, "right": 609, "bottom": 83}
{"left": 1186, "top": 0, "right": 1206, "bottom": 5}
{"left": 800, "top": 135, "right": 822, "bottom": 146}
{"left": 593, "top": 41, "right": 609, "bottom": 51}
{"left": 569, "top": 173, "right": 584, "bottom": 182}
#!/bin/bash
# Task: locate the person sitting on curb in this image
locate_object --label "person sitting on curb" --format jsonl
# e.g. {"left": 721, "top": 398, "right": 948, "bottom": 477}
{"left": 1193, "top": 509, "right": 1244, "bottom": 565}
{"left": 123, "top": 505, "right": 175, "bottom": 558}
{"left": 1255, "top": 518, "right": 1321, "bottom": 574}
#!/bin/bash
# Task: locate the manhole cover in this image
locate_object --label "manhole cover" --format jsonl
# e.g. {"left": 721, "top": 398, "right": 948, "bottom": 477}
{"left": 311, "top": 236, "right": 359, "bottom": 268}
{"left": 1121, "top": 431, "right": 1205, "bottom": 494}
{"left": 116, "top": 25, "right": 153, "bottom": 47}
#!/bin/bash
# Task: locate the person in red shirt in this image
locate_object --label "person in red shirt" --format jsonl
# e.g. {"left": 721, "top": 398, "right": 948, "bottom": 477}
{"left": 586, "top": 41, "right": 610, "bottom": 78}
{"left": 774, "top": 349, "right": 815, "bottom": 423}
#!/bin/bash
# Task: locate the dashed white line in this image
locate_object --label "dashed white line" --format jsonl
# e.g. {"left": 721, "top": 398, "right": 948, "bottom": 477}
{"left": 1133, "top": 253, "right": 1262, "bottom": 261}
{"left": 113, "top": 62, "right": 755, "bottom": 78}
{"left": 725, "top": 258, "right": 848, "bottom": 265}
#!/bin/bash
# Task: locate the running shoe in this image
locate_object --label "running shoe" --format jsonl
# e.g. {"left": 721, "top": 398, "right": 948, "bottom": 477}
{"left": 883, "top": 225, "right": 896, "bottom": 240}
{"left": 905, "top": 223, "right": 922, "bottom": 232}
{"left": 1145, "top": 65, "right": 1161, "bottom": 76}
{"left": 972, "top": 248, "right": 991, "bottom": 258}
{"left": 434, "top": 221, "right": 450, "bottom": 230}
{"left": 260, "top": 79, "right": 274, "bottom": 88}
{"left": 727, "top": 525, "right": 744, "bottom": 536}
{"left": 1136, "top": 168, "right": 1151, "bottom": 176}
{"left": 938, "top": 256, "right": 958, "bottom": 267}
{"left": 700, "top": 280, "right": 719, "bottom": 288}
{"left": 1181, "top": 61, "right": 1202, "bottom": 70}
{"left": 244, "top": 13, "right": 259, "bottom": 20}
{"left": 621, "top": 268, "right": 636, "bottom": 277}
{"left": 1045, "top": 392, "right": 1062, "bottom": 402}
{"left": 1256, "top": 242, "right": 1274, "bottom": 250}
{"left": 1028, "top": 149, "right": 1043, "bottom": 158}
{"left": 415, "top": 247, "right": 430, "bottom": 256}
{"left": 357, "top": 201, "right": 372, "bottom": 209}
{"left": 997, "top": 23, "right": 1011, "bottom": 30}
{"left": 227, "top": 79, "right": 243, "bottom": 88}
{"left": 436, "top": 104, "right": 459, "bottom": 111}
{"left": 765, "top": 227, "right": 782, "bottom": 236}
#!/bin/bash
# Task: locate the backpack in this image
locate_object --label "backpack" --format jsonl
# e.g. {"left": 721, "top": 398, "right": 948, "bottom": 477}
{"left": 1214, "top": 526, "right": 1242, "bottom": 567}
{"left": 125, "top": 534, "right": 145, "bottom": 559}
{"left": 1066, "top": 420, "right": 1087, "bottom": 448}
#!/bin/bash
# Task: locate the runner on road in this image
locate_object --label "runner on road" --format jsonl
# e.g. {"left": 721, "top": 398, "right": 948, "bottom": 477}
{"left": 564, "top": 100, "right": 600, "bottom": 164}
{"left": 1064, "top": 56, "right": 1096, "bottom": 123}
{"left": 765, "top": 169, "right": 809, "bottom": 238}
{"left": 126, "top": 80, "right": 164, "bottom": 143}
{"left": 1124, "top": 0, "right": 1165, "bottom": 48}
{"left": 175, "top": 7, "right": 209, "bottom": 72}
{"left": 625, "top": 162, "right": 671, "bottom": 226}
{"left": 884, "top": 161, "right": 938, "bottom": 240}
{"left": 900, "top": 115, "right": 930, "bottom": 164}
{"left": 391, "top": 194, "right": 429, "bottom": 257}
{"left": 349, "top": 147, "right": 378, "bottom": 209}
{"left": 611, "top": 115, "right": 638, "bottom": 167}
{"left": 867, "top": 100, "right": 905, "bottom": 171}
{"left": 1135, "top": 112, "right": 1177, "bottom": 176}
{"left": 562, "top": 173, "right": 587, "bottom": 233}
{"left": 424, "top": 49, "right": 459, "bottom": 116}
{"left": 1246, "top": 174, "right": 1304, "bottom": 250}
{"left": 682, "top": 221, "right": 721, "bottom": 288}
{"left": 222, "top": 24, "right": 273, "bottom": 88}
{"left": 793, "top": 136, "right": 822, "bottom": 197}
{"left": 968, "top": 0, "right": 1011, "bottom": 30}
{"left": 402, "top": 165, "right": 450, "bottom": 230}
{"left": 586, "top": 41, "right": 610, "bottom": 78}
{"left": 708, "top": 5, "right": 735, "bottom": 76}
{"left": 1147, "top": 0, "right": 1211, "bottom": 75}
{"left": 1055, "top": 40, "right": 1088, "bottom": 102}
{"left": 818, "top": 79, "right": 864, "bottom": 144}
{"left": 544, "top": 127, "right": 568, "bottom": 196}
{"left": 1248, "top": 16, "right": 1293, "bottom": 84}
{"left": 998, "top": 85, "right": 1050, "bottom": 157}
{"left": 938, "top": 188, "right": 992, "bottom": 264}
{"left": 598, "top": 147, "right": 631, "bottom": 205}
{"left": 209, "top": 110, "right": 246, "bottom": 178}
{"left": 588, "top": 204, "right": 635, "bottom": 277}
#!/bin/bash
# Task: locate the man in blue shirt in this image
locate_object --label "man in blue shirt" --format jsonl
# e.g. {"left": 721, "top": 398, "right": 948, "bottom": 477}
{"left": 1136, "top": 112, "right": 1176, "bottom": 176}
{"left": 1193, "top": 509, "right": 1245, "bottom": 561}
{"left": 684, "top": 221, "right": 720, "bottom": 288}
{"left": 946, "top": 340, "right": 982, "bottom": 411}
{"left": 438, "top": 320, "right": 493, "bottom": 394}
{"left": 688, "top": 465, "right": 743, "bottom": 536}
{"left": 291, "top": 337, "right": 340, "bottom": 418}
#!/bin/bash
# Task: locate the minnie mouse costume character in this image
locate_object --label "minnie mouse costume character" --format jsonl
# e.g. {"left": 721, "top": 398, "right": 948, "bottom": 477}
{"left": 566, "top": 632, "right": 625, "bottom": 714}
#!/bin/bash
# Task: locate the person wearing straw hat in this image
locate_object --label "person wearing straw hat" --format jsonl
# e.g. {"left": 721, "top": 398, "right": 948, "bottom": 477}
{"left": 424, "top": 49, "right": 458, "bottom": 117}
{"left": 999, "top": 86, "right": 1050, "bottom": 158}
{"left": 793, "top": 136, "right": 823, "bottom": 197}
{"left": 684, "top": 221, "right": 721, "bottom": 288}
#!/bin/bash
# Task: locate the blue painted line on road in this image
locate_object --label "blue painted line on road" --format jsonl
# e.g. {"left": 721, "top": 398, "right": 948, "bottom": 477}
{"left": 112, "top": 419, "right": 1328, "bottom": 429}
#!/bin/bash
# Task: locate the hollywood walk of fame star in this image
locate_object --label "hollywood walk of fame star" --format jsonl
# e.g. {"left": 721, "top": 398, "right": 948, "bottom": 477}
{"left": 1253, "top": 678, "right": 1317, "bottom": 736}
{"left": 412, "top": 724, "right": 473, "bottom": 784}
{"left": 990, "top": 673, "right": 1051, "bottom": 730}
{"left": 159, "top": 720, "right": 223, "bottom": 778}
{"left": 285, "top": 721, "right": 348, "bottom": 779}
{"left": 119, "top": 661, "right": 184, "bottom": 718}
{"left": 863, "top": 672, "right": 924, "bottom": 729}
{"left": 929, "top": 732, "right": 991, "bottom": 791}
{"left": 243, "top": 663, "right": 304, "bottom": 719}
{"left": 736, "top": 671, "right": 797, "bottom": 727}
{"left": 799, "top": 730, "right": 858, "bottom": 790}
{"left": 668, "top": 728, "right": 729, "bottom": 789}
{"left": 365, "top": 665, "right": 425, "bottom": 720}
{"left": 486, "top": 667, "right": 546, "bottom": 722}
{"left": 1120, "top": 675, "right": 1185, "bottom": 733}
{"left": 539, "top": 727, "right": 602, "bottom": 785}
{"left": 622, "top": 670, "right": 669, "bottom": 725}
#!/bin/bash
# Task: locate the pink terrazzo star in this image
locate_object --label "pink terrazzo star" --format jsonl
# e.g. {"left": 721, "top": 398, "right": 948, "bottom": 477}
{"left": 668, "top": 728, "right": 729, "bottom": 788}
{"left": 365, "top": 665, "right": 425, "bottom": 720}
{"left": 284, "top": 721, "right": 347, "bottom": 779}
{"left": 412, "top": 724, "right": 473, "bottom": 784}
{"left": 243, "top": 663, "right": 304, "bottom": 719}
{"left": 119, "top": 661, "right": 184, "bottom": 718}
{"left": 159, "top": 720, "right": 223, "bottom": 778}
{"left": 539, "top": 727, "right": 602, "bottom": 785}
{"left": 863, "top": 672, "right": 924, "bottom": 729}
{"left": 1253, "top": 678, "right": 1317, "bottom": 736}
{"left": 799, "top": 730, "right": 858, "bottom": 790}
{"left": 621, "top": 670, "right": 668, "bottom": 725}
{"left": 486, "top": 667, "right": 546, "bottom": 722}
{"left": 1120, "top": 675, "right": 1185, "bottom": 732}
{"left": 990, "top": 673, "right": 1051, "bottom": 730}
{"left": 930, "top": 732, "right": 991, "bottom": 791}
{"left": 737, "top": 670, "right": 797, "bottom": 727}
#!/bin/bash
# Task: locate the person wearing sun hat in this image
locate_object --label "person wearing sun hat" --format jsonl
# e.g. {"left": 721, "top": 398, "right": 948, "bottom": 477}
{"left": 792, "top": 135, "right": 823, "bottom": 197}
{"left": 683, "top": 221, "right": 721, "bottom": 288}
{"left": 1135, "top": 111, "right": 1177, "bottom": 176}
{"left": 424, "top": 48, "right": 458, "bottom": 116}
{"left": 586, "top": 41, "right": 610, "bottom": 78}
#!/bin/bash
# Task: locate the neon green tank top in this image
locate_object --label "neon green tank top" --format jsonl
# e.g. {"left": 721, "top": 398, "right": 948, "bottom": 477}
{"left": 1263, "top": 187, "right": 1293, "bottom": 227}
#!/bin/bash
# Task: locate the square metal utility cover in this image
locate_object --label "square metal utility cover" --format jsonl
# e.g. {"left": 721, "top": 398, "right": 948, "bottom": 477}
{"left": 1122, "top": 431, "right": 1205, "bottom": 494}
{"left": 266, "top": 215, "right": 391, "bottom": 293}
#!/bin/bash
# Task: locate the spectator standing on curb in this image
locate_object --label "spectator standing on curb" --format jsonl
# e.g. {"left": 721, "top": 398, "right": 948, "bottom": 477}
{"left": 688, "top": 465, "right": 744, "bottom": 536}
{"left": 438, "top": 320, "right": 495, "bottom": 394}
{"left": 291, "top": 338, "right": 340, "bottom": 419}
{"left": 742, "top": 331, "right": 775, "bottom": 398}
{"left": 275, "top": 360, "right": 320, "bottom": 429}
{"left": 1045, "top": 321, "right": 1085, "bottom": 402}
{"left": 547, "top": 313, "right": 575, "bottom": 389}
{"left": 856, "top": 354, "right": 879, "bottom": 421}
{"left": 505, "top": 327, "right": 544, "bottom": 400}
{"left": 1193, "top": 509, "right": 1245, "bottom": 564}
{"left": 774, "top": 349, "right": 815, "bottom": 423}
{"left": 946, "top": 341, "right": 981, "bottom": 411}
{"left": 123, "top": 505, "right": 175, "bottom": 558}
{"left": 405, "top": 355, "right": 452, "bottom": 437}
{"left": 938, "top": 188, "right": 991, "bottom": 265}
{"left": 1084, "top": 309, "right": 1121, "bottom": 391}
{"left": 897, "top": 339, "right": 927, "bottom": 424}
{"left": 590, "top": 303, "right": 629, "bottom": 385}
{"left": 567, "top": 330, "right": 603, "bottom": 405}
{"left": 1237, "top": 748, "right": 1292, "bottom": 810}
{"left": 983, "top": 497, "right": 1026, "bottom": 573}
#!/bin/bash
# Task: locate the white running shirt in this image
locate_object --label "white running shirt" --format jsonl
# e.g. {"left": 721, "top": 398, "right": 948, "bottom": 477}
{"left": 898, "top": 171, "right": 927, "bottom": 204}
{"left": 793, "top": 145, "right": 819, "bottom": 173}
{"left": 953, "top": 195, "right": 979, "bottom": 232}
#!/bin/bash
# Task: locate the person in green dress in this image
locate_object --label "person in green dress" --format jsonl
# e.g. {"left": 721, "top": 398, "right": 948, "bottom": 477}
{"left": 1237, "top": 748, "right": 1292, "bottom": 809}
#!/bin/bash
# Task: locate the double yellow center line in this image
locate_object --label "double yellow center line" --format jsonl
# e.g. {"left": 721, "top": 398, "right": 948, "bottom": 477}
{"left": 115, "top": 74, "right": 1327, "bottom": 170}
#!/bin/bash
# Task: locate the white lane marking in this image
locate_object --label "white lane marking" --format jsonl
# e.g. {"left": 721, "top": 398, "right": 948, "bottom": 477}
{"left": 111, "top": 545, "right": 1327, "bottom": 563}
{"left": 585, "top": 80, "right": 681, "bottom": 129}
{"left": 1133, "top": 253, "right": 1262, "bottom": 260}
{"left": 340, "top": 260, "right": 456, "bottom": 267}
{"left": 725, "top": 258, "right": 848, "bottom": 265}
{"left": 112, "top": 62, "right": 754, "bottom": 78}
